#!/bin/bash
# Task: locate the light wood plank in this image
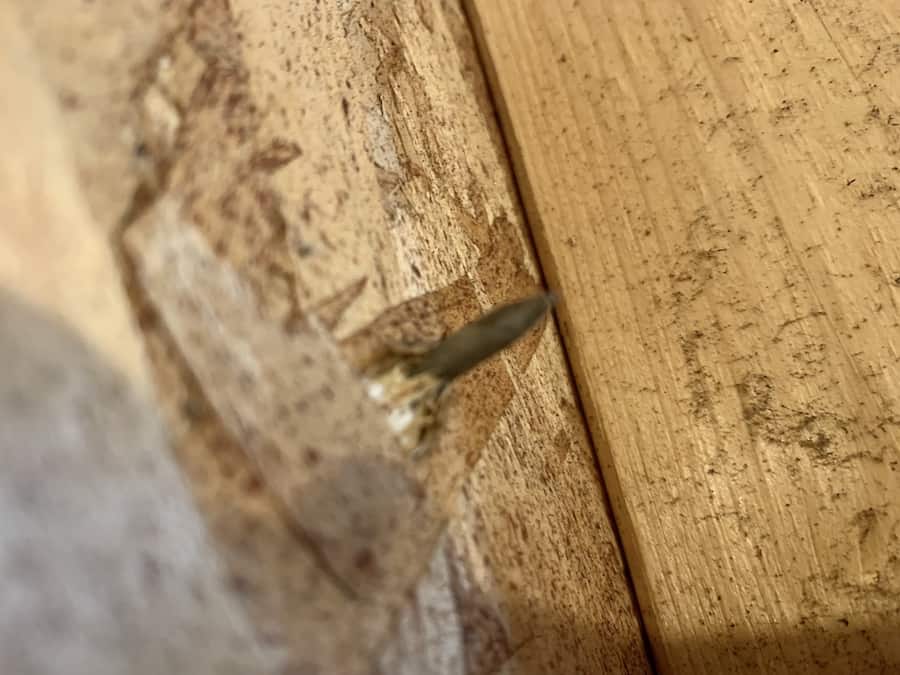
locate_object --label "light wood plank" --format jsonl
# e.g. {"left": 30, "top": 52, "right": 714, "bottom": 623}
{"left": 467, "top": 0, "right": 900, "bottom": 672}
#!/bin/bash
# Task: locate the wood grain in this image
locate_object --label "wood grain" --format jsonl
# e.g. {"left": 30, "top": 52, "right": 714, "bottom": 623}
{"left": 467, "top": 0, "right": 900, "bottom": 672}
{"left": 13, "top": 0, "right": 652, "bottom": 672}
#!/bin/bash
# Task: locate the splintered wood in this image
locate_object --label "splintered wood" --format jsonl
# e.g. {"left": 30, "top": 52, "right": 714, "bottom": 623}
{"left": 128, "top": 205, "right": 442, "bottom": 671}
{"left": 467, "top": 0, "right": 900, "bottom": 673}
{"left": 102, "top": 0, "right": 649, "bottom": 673}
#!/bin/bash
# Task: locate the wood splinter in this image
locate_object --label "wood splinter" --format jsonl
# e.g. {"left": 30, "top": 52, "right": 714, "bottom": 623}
{"left": 365, "top": 292, "right": 556, "bottom": 456}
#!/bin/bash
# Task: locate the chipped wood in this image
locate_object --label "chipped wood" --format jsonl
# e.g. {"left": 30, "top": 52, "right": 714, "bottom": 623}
{"left": 12, "top": 0, "right": 652, "bottom": 672}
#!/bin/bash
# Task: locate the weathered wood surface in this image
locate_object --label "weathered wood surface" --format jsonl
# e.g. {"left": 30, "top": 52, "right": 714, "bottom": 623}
{"left": 0, "top": 6, "right": 277, "bottom": 673}
{"left": 7, "top": 0, "right": 651, "bottom": 672}
{"left": 467, "top": 0, "right": 900, "bottom": 672}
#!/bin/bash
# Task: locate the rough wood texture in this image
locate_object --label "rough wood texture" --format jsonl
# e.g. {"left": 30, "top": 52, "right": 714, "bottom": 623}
{"left": 0, "top": 6, "right": 277, "bottom": 673}
{"left": 126, "top": 205, "right": 451, "bottom": 671}
{"left": 10, "top": 0, "right": 651, "bottom": 672}
{"left": 467, "top": 0, "right": 900, "bottom": 672}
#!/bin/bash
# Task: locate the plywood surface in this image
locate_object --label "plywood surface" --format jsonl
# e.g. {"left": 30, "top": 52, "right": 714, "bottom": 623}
{"left": 9, "top": 0, "right": 651, "bottom": 672}
{"left": 467, "top": 0, "right": 900, "bottom": 672}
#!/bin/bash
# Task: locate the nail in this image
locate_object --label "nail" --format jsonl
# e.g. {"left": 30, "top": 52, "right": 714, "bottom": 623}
{"left": 408, "top": 292, "right": 554, "bottom": 382}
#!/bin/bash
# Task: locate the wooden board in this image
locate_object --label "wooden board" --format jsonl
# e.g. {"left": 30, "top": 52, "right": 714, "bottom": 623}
{"left": 467, "top": 0, "right": 900, "bottom": 672}
{"left": 13, "top": 0, "right": 652, "bottom": 672}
